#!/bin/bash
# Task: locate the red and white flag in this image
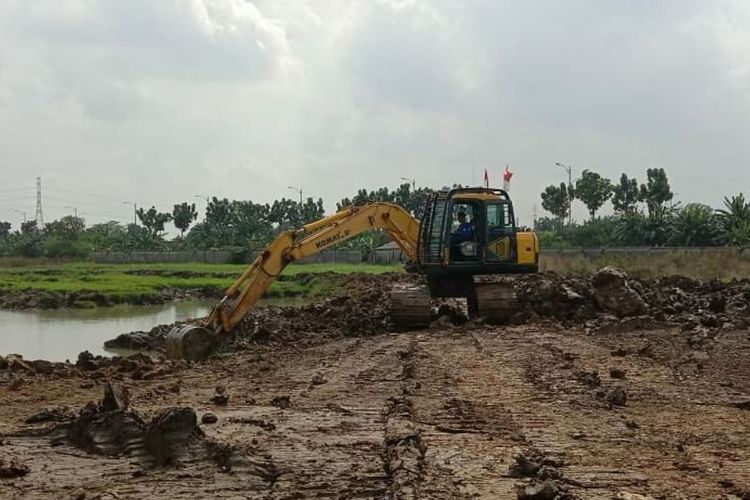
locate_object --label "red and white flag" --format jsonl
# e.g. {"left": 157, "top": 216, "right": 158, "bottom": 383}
{"left": 503, "top": 165, "right": 513, "bottom": 191}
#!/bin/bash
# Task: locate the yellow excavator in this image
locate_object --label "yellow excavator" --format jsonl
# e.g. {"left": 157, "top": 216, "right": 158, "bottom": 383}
{"left": 166, "top": 187, "right": 539, "bottom": 360}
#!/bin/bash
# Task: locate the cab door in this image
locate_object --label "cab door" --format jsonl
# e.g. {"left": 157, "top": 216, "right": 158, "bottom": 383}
{"left": 484, "top": 202, "right": 515, "bottom": 263}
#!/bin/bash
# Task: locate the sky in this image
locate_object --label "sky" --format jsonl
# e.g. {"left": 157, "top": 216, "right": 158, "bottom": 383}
{"left": 1, "top": 0, "right": 749, "bottom": 229}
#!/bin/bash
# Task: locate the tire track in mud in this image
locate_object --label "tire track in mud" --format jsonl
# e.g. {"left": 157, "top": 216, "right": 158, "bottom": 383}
{"left": 381, "top": 340, "right": 426, "bottom": 500}
{"left": 411, "top": 330, "right": 530, "bottom": 499}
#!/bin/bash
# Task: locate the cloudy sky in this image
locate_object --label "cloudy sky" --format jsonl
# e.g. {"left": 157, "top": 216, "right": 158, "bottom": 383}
{"left": 1, "top": 0, "right": 749, "bottom": 228}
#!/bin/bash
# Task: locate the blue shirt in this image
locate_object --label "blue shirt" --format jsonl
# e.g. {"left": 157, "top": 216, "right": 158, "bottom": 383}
{"left": 455, "top": 222, "right": 474, "bottom": 241}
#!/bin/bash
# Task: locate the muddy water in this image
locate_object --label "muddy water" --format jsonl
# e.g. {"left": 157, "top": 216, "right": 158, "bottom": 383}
{"left": 0, "top": 300, "right": 214, "bottom": 361}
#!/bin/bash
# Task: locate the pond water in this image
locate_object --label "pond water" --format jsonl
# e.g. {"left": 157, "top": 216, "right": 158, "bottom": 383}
{"left": 0, "top": 300, "right": 214, "bottom": 362}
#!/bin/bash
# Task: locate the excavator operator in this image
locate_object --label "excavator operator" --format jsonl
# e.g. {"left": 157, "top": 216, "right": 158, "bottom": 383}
{"left": 454, "top": 211, "right": 474, "bottom": 242}
{"left": 450, "top": 210, "right": 475, "bottom": 261}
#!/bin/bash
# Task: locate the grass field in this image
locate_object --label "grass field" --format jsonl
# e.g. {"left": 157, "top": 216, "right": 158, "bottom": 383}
{"left": 0, "top": 261, "right": 402, "bottom": 303}
{"left": 540, "top": 248, "right": 750, "bottom": 280}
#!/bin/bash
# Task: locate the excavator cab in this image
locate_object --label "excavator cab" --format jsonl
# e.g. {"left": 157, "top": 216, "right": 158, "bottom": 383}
{"left": 417, "top": 187, "right": 538, "bottom": 274}
{"left": 386, "top": 188, "right": 539, "bottom": 327}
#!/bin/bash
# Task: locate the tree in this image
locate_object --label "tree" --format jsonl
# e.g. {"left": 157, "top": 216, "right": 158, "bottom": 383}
{"left": 232, "top": 200, "right": 272, "bottom": 247}
{"left": 172, "top": 202, "right": 198, "bottom": 236}
{"left": 716, "top": 194, "right": 750, "bottom": 246}
{"left": 575, "top": 170, "right": 613, "bottom": 219}
{"left": 563, "top": 216, "right": 619, "bottom": 248}
{"left": 21, "top": 220, "right": 39, "bottom": 235}
{"left": 299, "top": 198, "right": 325, "bottom": 225}
{"left": 84, "top": 221, "right": 125, "bottom": 251}
{"left": 0, "top": 221, "right": 10, "bottom": 239}
{"left": 540, "top": 183, "right": 572, "bottom": 227}
{"left": 16, "top": 220, "right": 43, "bottom": 257}
{"left": 669, "top": 204, "right": 720, "bottom": 247}
{"left": 205, "top": 197, "right": 235, "bottom": 246}
{"left": 45, "top": 216, "right": 85, "bottom": 239}
{"left": 639, "top": 168, "right": 673, "bottom": 216}
{"left": 611, "top": 174, "right": 640, "bottom": 214}
{"left": 616, "top": 204, "right": 674, "bottom": 246}
{"left": 136, "top": 207, "right": 173, "bottom": 239}
{"left": 534, "top": 217, "right": 559, "bottom": 232}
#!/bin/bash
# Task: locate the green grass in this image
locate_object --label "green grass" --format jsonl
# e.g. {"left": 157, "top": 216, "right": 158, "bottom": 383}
{"left": 0, "top": 261, "right": 402, "bottom": 302}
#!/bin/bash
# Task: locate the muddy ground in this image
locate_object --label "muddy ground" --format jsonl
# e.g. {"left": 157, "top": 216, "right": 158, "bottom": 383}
{"left": 2, "top": 269, "right": 750, "bottom": 499}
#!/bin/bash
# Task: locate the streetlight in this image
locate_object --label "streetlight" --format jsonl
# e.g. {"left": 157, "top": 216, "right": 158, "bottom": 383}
{"left": 122, "top": 201, "right": 137, "bottom": 225}
{"left": 287, "top": 186, "right": 303, "bottom": 204}
{"left": 194, "top": 194, "right": 210, "bottom": 205}
{"left": 11, "top": 210, "right": 26, "bottom": 223}
{"left": 400, "top": 177, "right": 416, "bottom": 190}
{"left": 554, "top": 162, "right": 573, "bottom": 226}
{"left": 64, "top": 205, "right": 78, "bottom": 218}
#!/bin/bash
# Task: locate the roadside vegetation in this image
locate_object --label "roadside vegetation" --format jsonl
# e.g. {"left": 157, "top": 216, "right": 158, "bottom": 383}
{"left": 0, "top": 184, "right": 432, "bottom": 259}
{"left": 0, "top": 262, "right": 401, "bottom": 307}
{"left": 1, "top": 173, "right": 749, "bottom": 263}
{"left": 538, "top": 168, "right": 750, "bottom": 248}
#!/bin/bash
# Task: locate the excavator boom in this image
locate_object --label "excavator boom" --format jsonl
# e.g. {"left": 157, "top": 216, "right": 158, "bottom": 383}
{"left": 166, "top": 203, "right": 420, "bottom": 359}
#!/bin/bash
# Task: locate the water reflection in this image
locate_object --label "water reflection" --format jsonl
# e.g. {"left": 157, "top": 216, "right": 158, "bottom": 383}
{"left": 0, "top": 300, "right": 214, "bottom": 362}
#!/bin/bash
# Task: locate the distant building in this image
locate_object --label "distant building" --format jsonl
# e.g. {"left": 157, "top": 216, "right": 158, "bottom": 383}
{"left": 373, "top": 241, "right": 405, "bottom": 264}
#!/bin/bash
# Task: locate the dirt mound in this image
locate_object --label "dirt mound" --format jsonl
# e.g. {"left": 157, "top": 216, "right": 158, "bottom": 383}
{"left": 104, "top": 268, "right": 750, "bottom": 357}
{"left": 17, "top": 382, "right": 231, "bottom": 469}
{"left": 512, "top": 268, "right": 750, "bottom": 333}
{"left": 106, "top": 272, "right": 419, "bottom": 353}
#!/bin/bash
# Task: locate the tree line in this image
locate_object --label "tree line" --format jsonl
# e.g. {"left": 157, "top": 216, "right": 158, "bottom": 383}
{"left": 0, "top": 183, "right": 431, "bottom": 258}
{"left": 538, "top": 168, "right": 750, "bottom": 248}
{"left": 2, "top": 174, "right": 749, "bottom": 259}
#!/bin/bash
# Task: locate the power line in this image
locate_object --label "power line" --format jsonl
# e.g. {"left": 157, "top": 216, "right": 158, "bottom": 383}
{"left": 44, "top": 194, "right": 128, "bottom": 211}
{"left": 0, "top": 187, "right": 33, "bottom": 195}
{"left": 45, "top": 186, "right": 128, "bottom": 204}
{"left": 0, "top": 196, "right": 36, "bottom": 204}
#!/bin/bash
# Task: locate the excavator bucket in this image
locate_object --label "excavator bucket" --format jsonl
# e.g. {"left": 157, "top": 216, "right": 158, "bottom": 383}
{"left": 165, "top": 324, "right": 221, "bottom": 361}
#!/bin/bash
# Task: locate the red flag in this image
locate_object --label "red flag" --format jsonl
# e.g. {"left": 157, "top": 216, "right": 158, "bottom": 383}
{"left": 503, "top": 165, "right": 513, "bottom": 183}
{"left": 483, "top": 168, "right": 489, "bottom": 188}
{"left": 503, "top": 165, "right": 513, "bottom": 192}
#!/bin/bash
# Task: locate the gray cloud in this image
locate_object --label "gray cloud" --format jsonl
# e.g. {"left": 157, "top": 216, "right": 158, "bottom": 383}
{"left": 0, "top": 0, "right": 749, "bottom": 228}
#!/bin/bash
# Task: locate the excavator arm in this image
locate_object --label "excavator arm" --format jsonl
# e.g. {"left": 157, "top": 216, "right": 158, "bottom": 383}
{"left": 204, "top": 202, "right": 420, "bottom": 335}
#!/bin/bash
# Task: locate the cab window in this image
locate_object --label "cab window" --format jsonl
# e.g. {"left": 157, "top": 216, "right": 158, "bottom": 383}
{"left": 486, "top": 203, "right": 512, "bottom": 230}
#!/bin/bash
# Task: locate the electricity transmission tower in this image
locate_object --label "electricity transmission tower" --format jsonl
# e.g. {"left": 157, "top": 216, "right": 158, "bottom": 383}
{"left": 35, "top": 176, "right": 44, "bottom": 226}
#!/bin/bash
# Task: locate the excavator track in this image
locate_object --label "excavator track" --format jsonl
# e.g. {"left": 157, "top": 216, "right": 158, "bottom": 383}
{"left": 474, "top": 279, "right": 518, "bottom": 324}
{"left": 389, "top": 284, "right": 432, "bottom": 329}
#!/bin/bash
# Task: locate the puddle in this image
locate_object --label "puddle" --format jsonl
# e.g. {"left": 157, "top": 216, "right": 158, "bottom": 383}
{"left": 0, "top": 300, "right": 214, "bottom": 361}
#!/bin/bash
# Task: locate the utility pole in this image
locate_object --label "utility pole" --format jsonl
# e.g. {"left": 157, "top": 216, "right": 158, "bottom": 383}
{"left": 287, "top": 186, "right": 303, "bottom": 204}
{"left": 11, "top": 210, "right": 26, "bottom": 223}
{"left": 400, "top": 177, "right": 416, "bottom": 191}
{"left": 35, "top": 176, "right": 43, "bottom": 226}
{"left": 123, "top": 201, "right": 137, "bottom": 225}
{"left": 555, "top": 162, "right": 573, "bottom": 226}
{"left": 64, "top": 205, "right": 78, "bottom": 218}
{"left": 532, "top": 203, "right": 538, "bottom": 228}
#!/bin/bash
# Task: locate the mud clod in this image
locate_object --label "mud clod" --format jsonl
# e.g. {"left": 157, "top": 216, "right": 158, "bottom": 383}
{"left": 516, "top": 480, "right": 560, "bottom": 500}
{"left": 609, "top": 367, "right": 627, "bottom": 379}
{"left": 211, "top": 394, "right": 229, "bottom": 406}
{"left": 25, "top": 406, "right": 74, "bottom": 425}
{"left": 270, "top": 395, "right": 291, "bottom": 409}
{"left": 607, "top": 388, "right": 628, "bottom": 407}
{"left": 576, "top": 370, "right": 601, "bottom": 388}
{"left": 41, "top": 383, "right": 208, "bottom": 468}
{"left": 201, "top": 413, "right": 218, "bottom": 424}
{"left": 0, "top": 459, "right": 30, "bottom": 479}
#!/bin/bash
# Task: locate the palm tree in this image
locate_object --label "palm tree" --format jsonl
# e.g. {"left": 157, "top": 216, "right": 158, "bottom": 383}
{"left": 716, "top": 194, "right": 750, "bottom": 245}
{"left": 669, "top": 204, "right": 720, "bottom": 247}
